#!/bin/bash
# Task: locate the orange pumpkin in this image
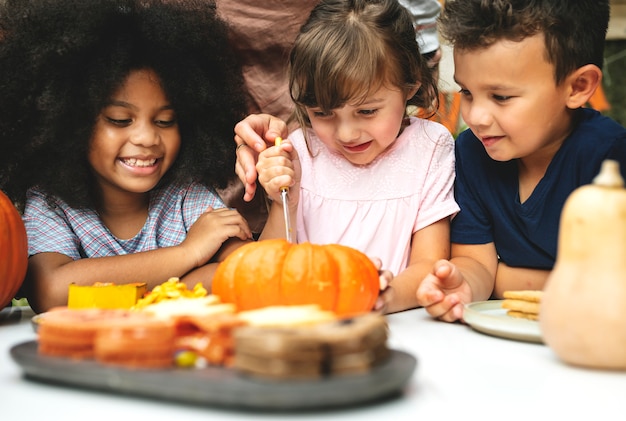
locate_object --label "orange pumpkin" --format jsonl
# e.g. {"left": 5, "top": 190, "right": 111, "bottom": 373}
{"left": 0, "top": 190, "right": 28, "bottom": 308}
{"left": 212, "top": 239, "right": 380, "bottom": 316}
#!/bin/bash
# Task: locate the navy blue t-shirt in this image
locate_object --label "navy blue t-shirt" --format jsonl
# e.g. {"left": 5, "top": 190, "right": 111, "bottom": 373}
{"left": 451, "top": 108, "right": 626, "bottom": 270}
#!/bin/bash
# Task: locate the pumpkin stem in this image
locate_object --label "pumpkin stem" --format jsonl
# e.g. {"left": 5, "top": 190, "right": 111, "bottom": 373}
{"left": 592, "top": 160, "right": 625, "bottom": 188}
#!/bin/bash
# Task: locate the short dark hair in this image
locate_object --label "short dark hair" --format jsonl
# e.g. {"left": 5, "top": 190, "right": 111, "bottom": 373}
{"left": 0, "top": 0, "right": 248, "bottom": 210}
{"left": 438, "top": 0, "right": 610, "bottom": 84}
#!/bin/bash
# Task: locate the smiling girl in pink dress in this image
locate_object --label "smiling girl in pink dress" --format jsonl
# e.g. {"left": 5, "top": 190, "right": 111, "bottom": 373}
{"left": 255, "top": 0, "right": 459, "bottom": 314}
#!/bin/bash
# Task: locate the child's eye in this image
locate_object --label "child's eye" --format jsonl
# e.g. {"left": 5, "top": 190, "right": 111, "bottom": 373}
{"left": 458, "top": 88, "right": 471, "bottom": 97}
{"left": 493, "top": 94, "right": 512, "bottom": 102}
{"left": 155, "top": 119, "right": 177, "bottom": 128}
{"left": 358, "top": 109, "right": 377, "bottom": 116}
{"left": 311, "top": 110, "right": 332, "bottom": 118}
{"left": 105, "top": 117, "right": 132, "bottom": 126}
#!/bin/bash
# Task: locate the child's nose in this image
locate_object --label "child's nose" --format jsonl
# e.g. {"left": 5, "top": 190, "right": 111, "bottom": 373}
{"left": 464, "top": 102, "right": 493, "bottom": 128}
{"left": 336, "top": 120, "right": 360, "bottom": 143}
{"left": 130, "top": 122, "right": 160, "bottom": 146}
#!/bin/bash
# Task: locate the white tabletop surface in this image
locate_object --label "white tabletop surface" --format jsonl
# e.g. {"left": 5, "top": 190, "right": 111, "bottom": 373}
{"left": 1, "top": 305, "right": 625, "bottom": 420}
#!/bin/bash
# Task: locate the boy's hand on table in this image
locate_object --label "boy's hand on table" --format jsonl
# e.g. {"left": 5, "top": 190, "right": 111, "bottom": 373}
{"left": 417, "top": 260, "right": 471, "bottom": 323}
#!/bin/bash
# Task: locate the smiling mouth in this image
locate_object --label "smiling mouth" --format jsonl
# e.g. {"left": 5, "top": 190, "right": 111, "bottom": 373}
{"left": 480, "top": 136, "right": 502, "bottom": 147}
{"left": 121, "top": 158, "right": 158, "bottom": 167}
{"left": 343, "top": 141, "right": 372, "bottom": 153}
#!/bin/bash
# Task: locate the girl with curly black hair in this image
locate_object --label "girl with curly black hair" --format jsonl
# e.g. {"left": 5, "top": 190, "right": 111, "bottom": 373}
{"left": 0, "top": 0, "right": 253, "bottom": 313}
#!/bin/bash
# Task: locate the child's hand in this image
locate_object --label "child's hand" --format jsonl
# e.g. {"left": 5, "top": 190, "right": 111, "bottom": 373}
{"left": 256, "top": 139, "right": 300, "bottom": 206}
{"left": 374, "top": 268, "right": 394, "bottom": 313}
{"left": 364, "top": 256, "right": 394, "bottom": 313}
{"left": 234, "top": 114, "right": 288, "bottom": 202}
{"left": 183, "top": 207, "right": 252, "bottom": 267}
{"left": 416, "top": 260, "right": 472, "bottom": 323}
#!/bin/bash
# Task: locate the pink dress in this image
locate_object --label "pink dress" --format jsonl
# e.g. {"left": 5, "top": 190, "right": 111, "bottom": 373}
{"left": 292, "top": 117, "right": 459, "bottom": 275}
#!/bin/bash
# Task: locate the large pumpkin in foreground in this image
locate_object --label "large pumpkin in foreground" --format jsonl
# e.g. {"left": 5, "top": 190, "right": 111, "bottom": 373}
{"left": 212, "top": 239, "right": 380, "bottom": 316}
{"left": 0, "top": 190, "right": 28, "bottom": 309}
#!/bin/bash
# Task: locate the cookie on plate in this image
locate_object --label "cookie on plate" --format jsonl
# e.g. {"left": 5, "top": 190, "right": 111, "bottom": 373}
{"left": 502, "top": 290, "right": 543, "bottom": 321}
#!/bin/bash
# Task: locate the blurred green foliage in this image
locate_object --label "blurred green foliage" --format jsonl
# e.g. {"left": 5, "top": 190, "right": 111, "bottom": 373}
{"left": 603, "top": 40, "right": 626, "bottom": 127}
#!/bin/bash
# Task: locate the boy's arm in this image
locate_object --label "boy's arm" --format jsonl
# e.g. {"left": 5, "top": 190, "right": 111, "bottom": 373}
{"left": 493, "top": 262, "right": 550, "bottom": 299}
{"left": 417, "top": 242, "right": 497, "bottom": 322}
{"left": 449, "top": 242, "right": 498, "bottom": 302}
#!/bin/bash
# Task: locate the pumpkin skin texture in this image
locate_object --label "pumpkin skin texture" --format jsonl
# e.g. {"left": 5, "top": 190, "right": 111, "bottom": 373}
{"left": 540, "top": 160, "right": 626, "bottom": 370}
{"left": 212, "top": 239, "right": 380, "bottom": 316}
{"left": 0, "top": 190, "right": 28, "bottom": 309}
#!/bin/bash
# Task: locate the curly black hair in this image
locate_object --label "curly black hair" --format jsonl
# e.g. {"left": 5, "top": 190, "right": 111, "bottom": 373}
{"left": 0, "top": 0, "right": 248, "bottom": 211}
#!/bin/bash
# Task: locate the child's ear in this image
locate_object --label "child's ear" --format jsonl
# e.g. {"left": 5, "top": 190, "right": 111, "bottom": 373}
{"left": 565, "top": 64, "right": 602, "bottom": 109}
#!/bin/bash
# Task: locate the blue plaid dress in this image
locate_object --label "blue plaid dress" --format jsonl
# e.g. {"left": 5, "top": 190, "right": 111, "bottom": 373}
{"left": 23, "top": 182, "right": 225, "bottom": 259}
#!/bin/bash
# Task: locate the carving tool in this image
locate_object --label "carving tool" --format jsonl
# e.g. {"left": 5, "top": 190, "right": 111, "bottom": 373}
{"left": 275, "top": 137, "right": 294, "bottom": 242}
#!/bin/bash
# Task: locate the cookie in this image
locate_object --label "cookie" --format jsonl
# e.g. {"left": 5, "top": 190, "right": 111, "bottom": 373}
{"left": 502, "top": 290, "right": 543, "bottom": 303}
{"left": 506, "top": 310, "right": 540, "bottom": 321}
{"left": 502, "top": 290, "right": 543, "bottom": 321}
{"left": 502, "top": 299, "right": 541, "bottom": 315}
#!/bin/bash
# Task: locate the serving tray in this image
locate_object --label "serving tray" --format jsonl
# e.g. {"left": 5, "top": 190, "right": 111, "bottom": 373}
{"left": 10, "top": 340, "right": 417, "bottom": 411}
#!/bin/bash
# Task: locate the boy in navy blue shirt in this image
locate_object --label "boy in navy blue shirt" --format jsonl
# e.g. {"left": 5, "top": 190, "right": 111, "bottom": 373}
{"left": 417, "top": 0, "right": 626, "bottom": 321}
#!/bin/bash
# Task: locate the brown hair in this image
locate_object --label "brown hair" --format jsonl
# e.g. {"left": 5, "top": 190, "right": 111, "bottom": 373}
{"left": 288, "top": 0, "right": 438, "bottom": 130}
{"left": 439, "top": 0, "right": 610, "bottom": 84}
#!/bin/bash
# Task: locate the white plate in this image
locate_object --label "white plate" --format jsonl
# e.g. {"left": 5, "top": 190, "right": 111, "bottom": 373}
{"left": 463, "top": 300, "right": 543, "bottom": 344}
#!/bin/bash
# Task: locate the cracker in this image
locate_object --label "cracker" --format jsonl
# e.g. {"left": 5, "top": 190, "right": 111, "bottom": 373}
{"left": 506, "top": 310, "right": 539, "bottom": 321}
{"left": 502, "top": 299, "right": 541, "bottom": 315}
{"left": 502, "top": 290, "right": 543, "bottom": 303}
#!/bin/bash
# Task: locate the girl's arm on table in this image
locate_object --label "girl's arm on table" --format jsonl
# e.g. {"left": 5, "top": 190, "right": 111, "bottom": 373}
{"left": 384, "top": 217, "right": 451, "bottom": 314}
{"left": 26, "top": 209, "right": 252, "bottom": 313}
{"left": 26, "top": 246, "right": 208, "bottom": 313}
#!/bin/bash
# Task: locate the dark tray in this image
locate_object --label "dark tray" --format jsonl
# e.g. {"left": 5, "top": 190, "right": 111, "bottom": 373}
{"left": 10, "top": 340, "right": 417, "bottom": 411}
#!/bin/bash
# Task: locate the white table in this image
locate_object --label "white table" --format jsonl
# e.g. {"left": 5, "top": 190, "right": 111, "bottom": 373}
{"left": 1, "top": 306, "right": 624, "bottom": 420}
